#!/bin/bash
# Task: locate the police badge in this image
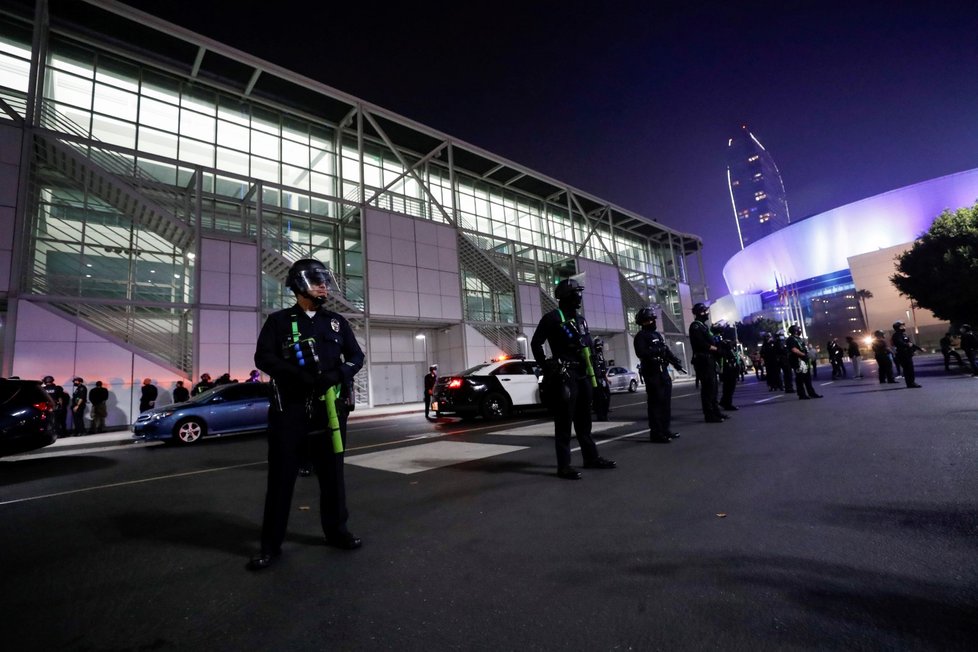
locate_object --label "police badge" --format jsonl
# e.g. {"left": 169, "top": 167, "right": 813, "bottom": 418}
{"left": 331, "top": 318, "right": 340, "bottom": 333}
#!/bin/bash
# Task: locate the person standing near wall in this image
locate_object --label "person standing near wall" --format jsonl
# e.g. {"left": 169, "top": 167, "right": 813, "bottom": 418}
{"left": 88, "top": 380, "right": 109, "bottom": 434}
{"left": 139, "top": 378, "right": 158, "bottom": 413}
{"left": 423, "top": 365, "right": 437, "bottom": 419}
{"left": 173, "top": 380, "right": 190, "bottom": 403}
{"left": 70, "top": 377, "right": 87, "bottom": 436}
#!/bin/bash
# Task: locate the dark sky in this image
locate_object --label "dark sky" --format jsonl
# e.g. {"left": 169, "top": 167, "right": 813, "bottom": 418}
{"left": 123, "top": 0, "right": 978, "bottom": 296}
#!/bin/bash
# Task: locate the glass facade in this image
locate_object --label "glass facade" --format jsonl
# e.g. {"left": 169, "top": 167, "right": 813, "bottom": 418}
{"left": 0, "top": 2, "right": 703, "bottom": 377}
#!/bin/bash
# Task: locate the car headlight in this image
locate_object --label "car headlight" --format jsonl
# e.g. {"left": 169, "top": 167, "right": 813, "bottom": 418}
{"left": 151, "top": 410, "right": 175, "bottom": 421}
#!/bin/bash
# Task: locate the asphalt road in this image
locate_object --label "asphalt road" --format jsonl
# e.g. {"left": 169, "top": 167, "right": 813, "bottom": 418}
{"left": 2, "top": 355, "right": 976, "bottom": 651}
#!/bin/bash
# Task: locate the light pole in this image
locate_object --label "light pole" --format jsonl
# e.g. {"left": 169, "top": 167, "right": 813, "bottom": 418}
{"left": 516, "top": 335, "right": 527, "bottom": 359}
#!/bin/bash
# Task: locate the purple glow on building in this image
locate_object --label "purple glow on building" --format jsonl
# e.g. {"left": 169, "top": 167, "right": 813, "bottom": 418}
{"left": 722, "top": 168, "right": 978, "bottom": 294}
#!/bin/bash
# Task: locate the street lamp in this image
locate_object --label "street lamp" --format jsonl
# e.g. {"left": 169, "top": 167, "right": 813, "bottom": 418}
{"left": 516, "top": 335, "right": 527, "bottom": 358}
{"left": 416, "top": 333, "right": 427, "bottom": 366}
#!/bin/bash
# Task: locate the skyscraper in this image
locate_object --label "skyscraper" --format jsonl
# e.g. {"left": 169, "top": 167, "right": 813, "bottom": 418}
{"left": 726, "top": 125, "right": 791, "bottom": 249}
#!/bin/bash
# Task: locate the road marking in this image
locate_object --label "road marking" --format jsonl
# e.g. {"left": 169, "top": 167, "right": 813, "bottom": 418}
{"left": 0, "top": 461, "right": 267, "bottom": 506}
{"left": 346, "top": 441, "right": 528, "bottom": 474}
{"left": 489, "top": 421, "right": 629, "bottom": 437}
{"left": 754, "top": 394, "right": 784, "bottom": 404}
{"left": 572, "top": 429, "right": 648, "bottom": 451}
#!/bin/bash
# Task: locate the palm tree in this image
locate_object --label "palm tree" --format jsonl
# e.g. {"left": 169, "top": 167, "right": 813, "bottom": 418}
{"left": 855, "top": 289, "right": 873, "bottom": 330}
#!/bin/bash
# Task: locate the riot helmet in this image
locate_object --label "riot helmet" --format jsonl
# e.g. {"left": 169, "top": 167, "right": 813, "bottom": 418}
{"left": 554, "top": 278, "right": 584, "bottom": 309}
{"left": 892, "top": 320, "right": 906, "bottom": 332}
{"left": 873, "top": 329, "right": 885, "bottom": 338}
{"left": 287, "top": 259, "right": 334, "bottom": 305}
{"left": 961, "top": 324, "right": 973, "bottom": 333}
{"left": 42, "top": 375, "right": 54, "bottom": 384}
{"left": 635, "top": 306, "right": 657, "bottom": 325}
{"left": 788, "top": 324, "right": 801, "bottom": 336}
{"left": 692, "top": 302, "right": 710, "bottom": 318}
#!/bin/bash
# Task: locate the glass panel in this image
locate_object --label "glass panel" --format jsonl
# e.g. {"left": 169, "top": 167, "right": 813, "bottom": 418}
{"left": 217, "top": 119, "right": 249, "bottom": 149}
{"left": 182, "top": 86, "right": 217, "bottom": 116}
{"left": 91, "top": 113, "right": 136, "bottom": 149}
{"left": 251, "top": 155, "right": 279, "bottom": 184}
{"left": 0, "top": 31, "right": 30, "bottom": 92}
{"left": 93, "top": 82, "right": 138, "bottom": 122}
{"left": 141, "top": 69, "right": 181, "bottom": 103}
{"left": 216, "top": 147, "right": 249, "bottom": 177}
{"left": 139, "top": 96, "right": 178, "bottom": 132}
{"left": 48, "top": 40, "right": 94, "bottom": 78}
{"left": 178, "top": 136, "right": 214, "bottom": 167}
{"left": 137, "top": 125, "right": 178, "bottom": 159}
{"left": 251, "top": 129, "right": 279, "bottom": 159}
{"left": 46, "top": 69, "right": 93, "bottom": 110}
{"left": 180, "top": 107, "right": 215, "bottom": 142}
{"left": 94, "top": 55, "right": 139, "bottom": 92}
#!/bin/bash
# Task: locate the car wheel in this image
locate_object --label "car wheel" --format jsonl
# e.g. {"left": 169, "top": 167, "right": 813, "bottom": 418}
{"left": 173, "top": 418, "right": 206, "bottom": 445}
{"left": 628, "top": 379, "right": 638, "bottom": 392}
{"left": 480, "top": 392, "right": 511, "bottom": 419}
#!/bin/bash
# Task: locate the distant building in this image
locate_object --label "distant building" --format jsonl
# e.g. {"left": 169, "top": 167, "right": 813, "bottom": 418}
{"left": 726, "top": 125, "right": 791, "bottom": 249}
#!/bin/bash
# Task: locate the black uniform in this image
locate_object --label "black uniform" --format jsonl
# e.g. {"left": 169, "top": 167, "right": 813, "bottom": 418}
{"left": 591, "top": 343, "right": 611, "bottom": 421}
{"left": 715, "top": 328, "right": 739, "bottom": 410}
{"left": 776, "top": 335, "right": 794, "bottom": 392}
{"left": 173, "top": 384, "right": 190, "bottom": 403}
{"left": 872, "top": 336, "right": 896, "bottom": 383}
{"left": 891, "top": 330, "right": 922, "bottom": 388}
{"left": 961, "top": 330, "right": 978, "bottom": 376}
{"left": 634, "top": 326, "right": 683, "bottom": 441}
{"left": 139, "top": 383, "right": 158, "bottom": 413}
{"left": 760, "top": 338, "right": 782, "bottom": 390}
{"left": 531, "top": 308, "right": 602, "bottom": 470}
{"left": 71, "top": 382, "right": 87, "bottom": 435}
{"left": 786, "top": 334, "right": 821, "bottom": 399}
{"left": 254, "top": 304, "right": 364, "bottom": 556}
{"left": 689, "top": 319, "right": 722, "bottom": 421}
{"left": 939, "top": 335, "right": 963, "bottom": 371}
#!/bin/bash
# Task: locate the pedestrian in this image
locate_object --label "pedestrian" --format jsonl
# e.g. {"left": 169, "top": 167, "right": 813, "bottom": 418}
{"left": 139, "top": 377, "right": 158, "bottom": 413}
{"left": 88, "top": 380, "right": 109, "bottom": 433}
{"left": 53, "top": 384, "right": 68, "bottom": 435}
{"left": 70, "top": 377, "right": 87, "bottom": 436}
{"left": 591, "top": 338, "right": 611, "bottom": 422}
{"left": 248, "top": 259, "right": 365, "bottom": 571}
{"left": 786, "top": 325, "right": 822, "bottom": 399}
{"left": 192, "top": 373, "right": 213, "bottom": 396}
{"left": 846, "top": 336, "right": 863, "bottom": 378}
{"left": 960, "top": 324, "right": 978, "bottom": 376}
{"left": 891, "top": 321, "right": 923, "bottom": 388}
{"left": 776, "top": 331, "right": 795, "bottom": 393}
{"left": 214, "top": 373, "right": 233, "bottom": 385}
{"left": 827, "top": 339, "right": 846, "bottom": 379}
{"left": 172, "top": 380, "right": 190, "bottom": 403}
{"left": 688, "top": 302, "right": 725, "bottom": 422}
{"left": 247, "top": 369, "right": 261, "bottom": 383}
{"left": 760, "top": 332, "right": 782, "bottom": 391}
{"left": 634, "top": 306, "right": 685, "bottom": 442}
{"left": 423, "top": 364, "right": 437, "bottom": 419}
{"left": 531, "top": 277, "right": 616, "bottom": 480}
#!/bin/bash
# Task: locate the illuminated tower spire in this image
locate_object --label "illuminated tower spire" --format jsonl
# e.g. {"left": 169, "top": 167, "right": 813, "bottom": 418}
{"left": 726, "top": 125, "right": 791, "bottom": 249}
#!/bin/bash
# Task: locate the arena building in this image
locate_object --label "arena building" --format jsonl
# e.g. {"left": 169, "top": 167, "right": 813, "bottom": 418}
{"left": 715, "top": 167, "right": 978, "bottom": 348}
{"left": 0, "top": 0, "right": 704, "bottom": 424}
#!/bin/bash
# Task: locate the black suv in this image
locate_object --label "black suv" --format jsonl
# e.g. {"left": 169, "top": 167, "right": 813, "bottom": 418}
{"left": 0, "top": 378, "right": 57, "bottom": 457}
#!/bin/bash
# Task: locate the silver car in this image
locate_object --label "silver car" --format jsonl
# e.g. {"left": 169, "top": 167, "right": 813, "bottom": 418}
{"left": 606, "top": 366, "right": 638, "bottom": 393}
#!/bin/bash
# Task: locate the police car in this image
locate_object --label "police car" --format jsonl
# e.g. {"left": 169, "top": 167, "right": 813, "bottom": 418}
{"left": 430, "top": 356, "right": 544, "bottom": 419}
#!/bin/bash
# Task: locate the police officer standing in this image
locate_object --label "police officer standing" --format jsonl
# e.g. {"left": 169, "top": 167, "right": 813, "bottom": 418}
{"left": 531, "top": 278, "right": 616, "bottom": 480}
{"left": 713, "top": 321, "right": 739, "bottom": 411}
{"left": 960, "top": 324, "right": 978, "bottom": 376}
{"left": 591, "top": 338, "right": 611, "bottom": 421}
{"left": 891, "top": 320, "right": 923, "bottom": 388}
{"left": 688, "top": 302, "right": 725, "bottom": 423}
{"left": 248, "top": 259, "right": 365, "bottom": 571}
{"left": 786, "top": 324, "right": 822, "bottom": 399}
{"left": 634, "top": 307, "right": 685, "bottom": 443}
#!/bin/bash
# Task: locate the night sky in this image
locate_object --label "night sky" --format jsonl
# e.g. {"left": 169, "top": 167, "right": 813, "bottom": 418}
{"left": 122, "top": 0, "right": 978, "bottom": 296}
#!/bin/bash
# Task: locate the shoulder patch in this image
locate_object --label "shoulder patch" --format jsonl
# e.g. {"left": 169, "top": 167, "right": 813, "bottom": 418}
{"left": 331, "top": 318, "right": 340, "bottom": 333}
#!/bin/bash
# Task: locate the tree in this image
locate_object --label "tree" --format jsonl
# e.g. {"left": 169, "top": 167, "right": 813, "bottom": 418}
{"left": 854, "top": 289, "right": 873, "bottom": 328}
{"left": 735, "top": 317, "right": 781, "bottom": 349}
{"left": 891, "top": 201, "right": 978, "bottom": 325}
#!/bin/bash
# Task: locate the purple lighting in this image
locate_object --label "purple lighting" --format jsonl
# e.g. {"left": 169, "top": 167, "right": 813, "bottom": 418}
{"left": 722, "top": 168, "right": 978, "bottom": 294}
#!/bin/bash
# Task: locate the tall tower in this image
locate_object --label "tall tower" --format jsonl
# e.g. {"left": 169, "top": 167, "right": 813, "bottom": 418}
{"left": 726, "top": 125, "right": 791, "bottom": 249}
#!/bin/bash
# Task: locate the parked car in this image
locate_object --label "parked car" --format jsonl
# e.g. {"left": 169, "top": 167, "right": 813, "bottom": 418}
{"left": 606, "top": 366, "right": 639, "bottom": 392}
{"left": 431, "top": 357, "right": 545, "bottom": 419}
{"left": 0, "top": 378, "right": 57, "bottom": 457}
{"left": 132, "top": 382, "right": 271, "bottom": 445}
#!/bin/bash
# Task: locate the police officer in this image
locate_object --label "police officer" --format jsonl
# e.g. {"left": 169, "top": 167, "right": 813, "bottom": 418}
{"left": 248, "top": 259, "right": 365, "bottom": 571}
{"left": 70, "top": 377, "right": 87, "bottom": 436}
{"left": 891, "top": 321, "right": 923, "bottom": 388}
{"left": 871, "top": 329, "right": 896, "bottom": 384}
{"left": 939, "top": 332, "right": 964, "bottom": 372}
{"left": 634, "top": 307, "right": 685, "bottom": 443}
{"left": 760, "top": 333, "right": 782, "bottom": 391}
{"left": 713, "top": 320, "right": 739, "bottom": 411}
{"left": 960, "top": 324, "right": 978, "bottom": 376}
{"left": 591, "top": 337, "right": 612, "bottom": 421}
{"left": 688, "top": 302, "right": 725, "bottom": 423}
{"left": 531, "top": 278, "right": 616, "bottom": 480}
{"left": 786, "top": 324, "right": 822, "bottom": 399}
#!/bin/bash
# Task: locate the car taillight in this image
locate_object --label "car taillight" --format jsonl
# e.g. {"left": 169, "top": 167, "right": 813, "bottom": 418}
{"left": 447, "top": 378, "right": 463, "bottom": 389}
{"left": 33, "top": 401, "right": 52, "bottom": 412}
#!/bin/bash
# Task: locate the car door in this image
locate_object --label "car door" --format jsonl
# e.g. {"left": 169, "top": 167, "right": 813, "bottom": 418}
{"left": 492, "top": 362, "right": 539, "bottom": 406}
{"left": 606, "top": 367, "right": 623, "bottom": 391}
{"left": 205, "top": 384, "right": 269, "bottom": 433}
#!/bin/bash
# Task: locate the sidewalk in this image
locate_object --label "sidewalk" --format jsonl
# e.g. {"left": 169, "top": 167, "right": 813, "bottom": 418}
{"left": 28, "top": 402, "right": 429, "bottom": 455}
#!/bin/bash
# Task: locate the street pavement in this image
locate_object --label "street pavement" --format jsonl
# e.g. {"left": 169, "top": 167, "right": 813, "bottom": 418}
{"left": 1, "top": 354, "right": 976, "bottom": 651}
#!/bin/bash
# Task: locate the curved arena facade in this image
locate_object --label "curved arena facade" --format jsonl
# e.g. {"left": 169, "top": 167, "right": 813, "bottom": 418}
{"left": 0, "top": 0, "right": 704, "bottom": 425}
{"left": 720, "top": 168, "right": 978, "bottom": 346}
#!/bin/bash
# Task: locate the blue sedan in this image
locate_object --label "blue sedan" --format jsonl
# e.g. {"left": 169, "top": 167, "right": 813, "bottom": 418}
{"left": 132, "top": 382, "right": 271, "bottom": 445}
